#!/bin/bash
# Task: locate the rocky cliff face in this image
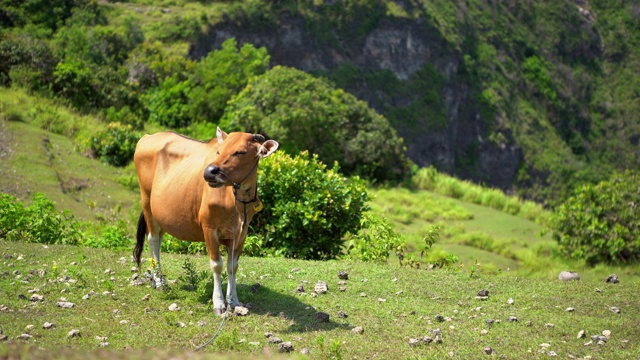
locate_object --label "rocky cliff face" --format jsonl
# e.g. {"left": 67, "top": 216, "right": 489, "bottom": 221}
{"left": 189, "top": 14, "right": 522, "bottom": 190}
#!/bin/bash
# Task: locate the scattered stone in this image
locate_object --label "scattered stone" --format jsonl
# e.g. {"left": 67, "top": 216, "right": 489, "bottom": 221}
{"left": 68, "top": 329, "right": 81, "bottom": 338}
{"left": 540, "top": 343, "right": 551, "bottom": 348}
{"left": 377, "top": 298, "right": 386, "bottom": 303}
{"left": 434, "top": 334, "right": 443, "bottom": 344}
{"left": 486, "top": 319, "right": 495, "bottom": 327}
{"left": 314, "top": 281, "right": 328, "bottom": 294}
{"left": 477, "top": 289, "right": 489, "bottom": 297}
{"left": 264, "top": 332, "right": 273, "bottom": 338}
{"left": 177, "top": 322, "right": 186, "bottom": 328}
{"left": 483, "top": 346, "right": 496, "bottom": 355}
{"left": 99, "top": 342, "right": 110, "bottom": 348}
{"left": 549, "top": 351, "right": 557, "bottom": 356}
{"left": 565, "top": 307, "right": 575, "bottom": 312}
{"left": 422, "top": 336, "right": 433, "bottom": 344}
{"left": 507, "top": 316, "right": 518, "bottom": 322}
{"left": 609, "top": 306, "right": 620, "bottom": 314}
{"left": 196, "top": 320, "right": 206, "bottom": 327}
{"left": 595, "top": 288, "right": 602, "bottom": 293}
{"left": 314, "top": 312, "right": 330, "bottom": 323}
{"left": 545, "top": 323, "right": 554, "bottom": 328}
{"left": 605, "top": 274, "right": 619, "bottom": 284}
{"left": 30, "top": 294, "right": 44, "bottom": 302}
{"left": 168, "top": 303, "right": 180, "bottom": 311}
{"left": 278, "top": 341, "right": 294, "bottom": 353}
{"left": 56, "top": 301, "right": 75, "bottom": 308}
{"left": 250, "top": 283, "right": 261, "bottom": 294}
{"left": 584, "top": 340, "right": 593, "bottom": 346}
{"left": 337, "top": 280, "right": 347, "bottom": 285}
{"left": 360, "top": 292, "right": 367, "bottom": 297}
{"left": 296, "top": 284, "right": 305, "bottom": 293}
{"left": 507, "top": 298, "right": 514, "bottom": 305}
{"left": 337, "top": 271, "right": 349, "bottom": 280}
{"left": 338, "top": 310, "right": 348, "bottom": 319}
{"left": 409, "top": 338, "right": 421, "bottom": 347}
{"left": 577, "top": 330, "right": 586, "bottom": 339}
{"left": 268, "top": 336, "right": 282, "bottom": 344}
{"left": 82, "top": 294, "right": 91, "bottom": 300}
{"left": 141, "top": 294, "right": 150, "bottom": 301}
{"left": 300, "top": 348, "right": 310, "bottom": 354}
{"left": 339, "top": 286, "right": 347, "bottom": 292}
{"left": 96, "top": 336, "right": 107, "bottom": 342}
{"left": 119, "top": 320, "right": 129, "bottom": 325}
{"left": 234, "top": 306, "right": 250, "bottom": 316}
{"left": 18, "top": 334, "right": 32, "bottom": 340}
{"left": 352, "top": 326, "right": 364, "bottom": 335}
{"left": 43, "top": 322, "right": 55, "bottom": 329}
{"left": 602, "top": 330, "right": 611, "bottom": 338}
{"left": 558, "top": 271, "right": 580, "bottom": 281}
{"left": 525, "top": 321, "right": 533, "bottom": 327}
{"left": 480, "top": 329, "right": 488, "bottom": 335}
{"left": 434, "top": 314, "right": 445, "bottom": 322}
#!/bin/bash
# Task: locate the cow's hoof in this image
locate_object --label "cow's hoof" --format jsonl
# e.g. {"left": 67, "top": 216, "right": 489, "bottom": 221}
{"left": 213, "top": 307, "right": 226, "bottom": 317}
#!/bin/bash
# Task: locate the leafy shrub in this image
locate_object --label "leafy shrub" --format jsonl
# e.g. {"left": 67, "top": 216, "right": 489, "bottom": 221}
{"left": 253, "top": 151, "right": 369, "bottom": 260}
{"left": 82, "top": 220, "right": 132, "bottom": 249}
{"left": 550, "top": 171, "right": 640, "bottom": 265}
{"left": 0, "top": 193, "right": 82, "bottom": 245}
{"left": 346, "top": 213, "right": 406, "bottom": 263}
{"left": 222, "top": 65, "right": 411, "bottom": 183}
{"left": 90, "top": 122, "right": 141, "bottom": 167}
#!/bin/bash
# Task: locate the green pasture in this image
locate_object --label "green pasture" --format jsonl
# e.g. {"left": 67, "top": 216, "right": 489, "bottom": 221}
{"left": 1, "top": 240, "right": 639, "bottom": 359}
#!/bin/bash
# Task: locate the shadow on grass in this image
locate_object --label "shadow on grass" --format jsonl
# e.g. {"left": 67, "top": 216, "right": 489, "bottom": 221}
{"left": 195, "top": 281, "right": 352, "bottom": 333}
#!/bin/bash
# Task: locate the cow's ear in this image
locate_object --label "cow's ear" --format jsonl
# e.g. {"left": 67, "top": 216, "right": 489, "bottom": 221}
{"left": 258, "top": 140, "right": 279, "bottom": 158}
{"left": 216, "top": 127, "right": 228, "bottom": 144}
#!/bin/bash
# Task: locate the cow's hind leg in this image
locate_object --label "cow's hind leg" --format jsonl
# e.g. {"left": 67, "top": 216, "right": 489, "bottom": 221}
{"left": 148, "top": 230, "right": 167, "bottom": 288}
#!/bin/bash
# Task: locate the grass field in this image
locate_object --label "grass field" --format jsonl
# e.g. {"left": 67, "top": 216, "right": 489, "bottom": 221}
{"left": 2, "top": 240, "right": 640, "bottom": 359}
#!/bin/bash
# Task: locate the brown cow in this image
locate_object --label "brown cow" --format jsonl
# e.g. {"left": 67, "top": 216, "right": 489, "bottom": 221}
{"left": 133, "top": 127, "right": 278, "bottom": 315}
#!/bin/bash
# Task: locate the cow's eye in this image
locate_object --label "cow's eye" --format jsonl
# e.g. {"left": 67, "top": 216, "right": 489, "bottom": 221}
{"left": 233, "top": 151, "right": 247, "bottom": 156}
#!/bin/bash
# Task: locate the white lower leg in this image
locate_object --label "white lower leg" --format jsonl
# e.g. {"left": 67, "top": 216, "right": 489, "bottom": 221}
{"left": 147, "top": 233, "right": 165, "bottom": 287}
{"left": 226, "top": 253, "right": 241, "bottom": 308}
{"left": 210, "top": 257, "right": 225, "bottom": 314}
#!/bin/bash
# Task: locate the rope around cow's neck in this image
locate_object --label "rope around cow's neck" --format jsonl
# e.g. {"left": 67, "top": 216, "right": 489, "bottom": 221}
{"left": 193, "top": 162, "right": 258, "bottom": 351}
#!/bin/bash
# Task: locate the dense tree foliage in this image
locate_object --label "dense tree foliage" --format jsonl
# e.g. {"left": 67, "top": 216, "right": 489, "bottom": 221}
{"left": 550, "top": 171, "right": 640, "bottom": 265}
{"left": 222, "top": 66, "right": 412, "bottom": 183}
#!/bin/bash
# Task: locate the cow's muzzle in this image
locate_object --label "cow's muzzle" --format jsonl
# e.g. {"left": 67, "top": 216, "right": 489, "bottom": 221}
{"left": 204, "top": 164, "right": 227, "bottom": 188}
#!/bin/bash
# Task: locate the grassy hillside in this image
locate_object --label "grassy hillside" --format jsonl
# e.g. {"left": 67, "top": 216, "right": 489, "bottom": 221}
{"left": 2, "top": 239, "right": 640, "bottom": 359}
{"left": 3, "top": 87, "right": 638, "bottom": 279}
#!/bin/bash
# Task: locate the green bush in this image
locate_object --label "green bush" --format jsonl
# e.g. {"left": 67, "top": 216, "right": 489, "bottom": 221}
{"left": 222, "top": 65, "right": 411, "bottom": 183}
{"left": 550, "top": 171, "right": 640, "bottom": 265}
{"left": 0, "top": 193, "right": 82, "bottom": 245}
{"left": 90, "top": 122, "right": 141, "bottom": 167}
{"left": 82, "top": 220, "right": 132, "bottom": 249}
{"left": 346, "top": 213, "right": 406, "bottom": 263}
{"left": 253, "top": 151, "right": 369, "bottom": 260}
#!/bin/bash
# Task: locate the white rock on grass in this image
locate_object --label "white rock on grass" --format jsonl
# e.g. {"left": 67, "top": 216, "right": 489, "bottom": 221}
{"left": 558, "top": 271, "right": 580, "bottom": 281}
{"left": 168, "top": 303, "right": 180, "bottom": 311}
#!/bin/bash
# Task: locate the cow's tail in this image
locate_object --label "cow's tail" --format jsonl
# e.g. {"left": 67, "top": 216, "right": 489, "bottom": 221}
{"left": 133, "top": 212, "right": 146, "bottom": 267}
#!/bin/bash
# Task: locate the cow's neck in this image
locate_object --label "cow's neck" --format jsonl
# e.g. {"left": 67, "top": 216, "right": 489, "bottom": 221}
{"left": 233, "top": 180, "right": 259, "bottom": 204}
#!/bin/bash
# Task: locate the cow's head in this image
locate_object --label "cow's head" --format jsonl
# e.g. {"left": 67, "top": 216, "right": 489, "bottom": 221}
{"left": 204, "top": 127, "right": 278, "bottom": 188}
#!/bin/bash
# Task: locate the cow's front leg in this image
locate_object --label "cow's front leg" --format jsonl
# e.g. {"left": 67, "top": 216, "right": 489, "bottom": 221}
{"left": 210, "top": 253, "right": 226, "bottom": 316}
{"left": 226, "top": 249, "right": 242, "bottom": 309}
{"left": 147, "top": 232, "right": 166, "bottom": 288}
